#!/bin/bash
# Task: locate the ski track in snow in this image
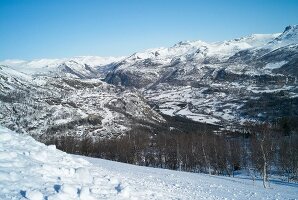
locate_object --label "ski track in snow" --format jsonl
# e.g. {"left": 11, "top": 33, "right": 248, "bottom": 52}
{"left": 0, "top": 126, "right": 297, "bottom": 200}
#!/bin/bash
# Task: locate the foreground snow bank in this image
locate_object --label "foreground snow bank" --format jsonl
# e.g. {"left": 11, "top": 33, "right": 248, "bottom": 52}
{"left": 0, "top": 126, "right": 297, "bottom": 200}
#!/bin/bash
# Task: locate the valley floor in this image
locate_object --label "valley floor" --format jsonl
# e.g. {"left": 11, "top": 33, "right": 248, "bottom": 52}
{"left": 0, "top": 126, "right": 297, "bottom": 200}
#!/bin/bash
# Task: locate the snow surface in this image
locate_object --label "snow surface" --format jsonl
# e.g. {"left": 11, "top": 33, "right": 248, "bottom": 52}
{"left": 176, "top": 106, "right": 220, "bottom": 125}
{"left": 0, "top": 126, "right": 297, "bottom": 200}
{"left": 0, "top": 56, "right": 124, "bottom": 75}
{"left": 0, "top": 65, "right": 32, "bottom": 82}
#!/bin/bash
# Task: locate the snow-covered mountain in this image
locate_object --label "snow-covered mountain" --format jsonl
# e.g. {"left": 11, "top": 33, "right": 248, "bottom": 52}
{"left": 268, "top": 25, "right": 298, "bottom": 48}
{"left": 1, "top": 126, "right": 297, "bottom": 200}
{"left": 0, "top": 56, "right": 124, "bottom": 79}
{"left": 106, "top": 25, "right": 298, "bottom": 126}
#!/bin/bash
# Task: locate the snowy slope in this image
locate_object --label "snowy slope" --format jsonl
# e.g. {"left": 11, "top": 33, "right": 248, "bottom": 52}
{"left": 0, "top": 65, "right": 32, "bottom": 82}
{"left": 0, "top": 126, "right": 297, "bottom": 200}
{"left": 267, "top": 25, "right": 298, "bottom": 49}
{"left": 0, "top": 56, "right": 125, "bottom": 78}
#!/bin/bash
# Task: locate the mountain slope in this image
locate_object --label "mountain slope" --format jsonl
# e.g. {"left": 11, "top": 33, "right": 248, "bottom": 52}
{"left": 0, "top": 65, "right": 164, "bottom": 140}
{"left": 105, "top": 25, "right": 298, "bottom": 126}
{"left": 267, "top": 25, "right": 298, "bottom": 48}
{"left": 1, "top": 126, "right": 297, "bottom": 200}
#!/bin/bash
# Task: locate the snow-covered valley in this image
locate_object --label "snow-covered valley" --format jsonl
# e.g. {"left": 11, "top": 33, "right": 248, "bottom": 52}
{"left": 0, "top": 65, "right": 164, "bottom": 139}
{"left": 0, "top": 126, "right": 297, "bottom": 200}
{"left": 1, "top": 25, "right": 298, "bottom": 138}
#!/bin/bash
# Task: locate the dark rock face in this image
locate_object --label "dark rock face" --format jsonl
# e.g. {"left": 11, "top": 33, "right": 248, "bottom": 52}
{"left": 105, "top": 70, "right": 154, "bottom": 88}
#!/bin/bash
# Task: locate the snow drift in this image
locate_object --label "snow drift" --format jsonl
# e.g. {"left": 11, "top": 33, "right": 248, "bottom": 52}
{"left": 0, "top": 126, "right": 297, "bottom": 200}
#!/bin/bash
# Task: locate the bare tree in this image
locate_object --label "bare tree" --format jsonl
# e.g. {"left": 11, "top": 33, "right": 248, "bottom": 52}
{"left": 250, "top": 123, "right": 275, "bottom": 188}
{"left": 201, "top": 130, "right": 211, "bottom": 175}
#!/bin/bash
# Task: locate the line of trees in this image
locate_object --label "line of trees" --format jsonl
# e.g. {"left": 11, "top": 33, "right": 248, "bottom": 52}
{"left": 44, "top": 119, "right": 298, "bottom": 187}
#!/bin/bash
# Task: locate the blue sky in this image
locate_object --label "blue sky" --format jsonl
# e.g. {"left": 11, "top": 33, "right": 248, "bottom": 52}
{"left": 0, "top": 0, "right": 298, "bottom": 60}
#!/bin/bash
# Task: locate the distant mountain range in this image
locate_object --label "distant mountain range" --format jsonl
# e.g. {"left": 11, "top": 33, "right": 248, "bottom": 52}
{"left": 106, "top": 25, "right": 298, "bottom": 126}
{"left": 1, "top": 25, "right": 297, "bottom": 139}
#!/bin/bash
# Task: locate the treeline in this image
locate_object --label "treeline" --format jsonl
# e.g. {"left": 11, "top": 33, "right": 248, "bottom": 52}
{"left": 44, "top": 118, "right": 298, "bottom": 187}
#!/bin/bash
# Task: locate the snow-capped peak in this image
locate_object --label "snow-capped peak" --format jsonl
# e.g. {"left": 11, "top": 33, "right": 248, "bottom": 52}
{"left": 275, "top": 25, "right": 298, "bottom": 41}
{"left": 267, "top": 25, "right": 298, "bottom": 48}
{"left": 282, "top": 25, "right": 298, "bottom": 34}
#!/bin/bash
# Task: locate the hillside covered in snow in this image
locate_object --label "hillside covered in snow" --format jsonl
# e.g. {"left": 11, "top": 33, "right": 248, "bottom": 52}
{"left": 0, "top": 65, "right": 164, "bottom": 140}
{"left": 0, "top": 126, "right": 297, "bottom": 200}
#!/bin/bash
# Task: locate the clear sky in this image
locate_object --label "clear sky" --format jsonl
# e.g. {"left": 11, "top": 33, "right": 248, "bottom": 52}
{"left": 1, "top": 0, "right": 298, "bottom": 60}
